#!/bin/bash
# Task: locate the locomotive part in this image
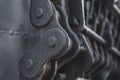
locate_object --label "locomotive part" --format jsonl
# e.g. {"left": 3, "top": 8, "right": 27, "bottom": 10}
{"left": 0, "top": 0, "right": 120, "bottom": 80}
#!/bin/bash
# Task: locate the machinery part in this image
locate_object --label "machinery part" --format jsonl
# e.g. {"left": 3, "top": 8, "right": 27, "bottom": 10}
{"left": 0, "top": 0, "right": 120, "bottom": 80}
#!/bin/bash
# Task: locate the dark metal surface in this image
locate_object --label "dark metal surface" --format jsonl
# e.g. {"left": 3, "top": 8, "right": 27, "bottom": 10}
{"left": 0, "top": 0, "right": 120, "bottom": 80}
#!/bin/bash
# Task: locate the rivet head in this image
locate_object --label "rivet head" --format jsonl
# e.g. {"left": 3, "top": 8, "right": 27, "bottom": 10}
{"left": 24, "top": 59, "right": 33, "bottom": 69}
{"left": 48, "top": 36, "right": 57, "bottom": 47}
{"left": 36, "top": 8, "right": 43, "bottom": 18}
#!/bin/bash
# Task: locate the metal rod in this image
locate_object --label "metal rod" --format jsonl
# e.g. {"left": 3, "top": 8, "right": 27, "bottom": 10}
{"left": 110, "top": 47, "right": 120, "bottom": 57}
{"left": 82, "top": 26, "right": 107, "bottom": 44}
{"left": 81, "top": 26, "right": 120, "bottom": 57}
{"left": 113, "top": 4, "right": 120, "bottom": 15}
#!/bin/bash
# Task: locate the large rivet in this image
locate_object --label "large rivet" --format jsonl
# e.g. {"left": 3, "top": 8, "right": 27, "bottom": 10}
{"left": 48, "top": 36, "right": 57, "bottom": 47}
{"left": 36, "top": 8, "right": 43, "bottom": 18}
{"left": 24, "top": 59, "right": 33, "bottom": 69}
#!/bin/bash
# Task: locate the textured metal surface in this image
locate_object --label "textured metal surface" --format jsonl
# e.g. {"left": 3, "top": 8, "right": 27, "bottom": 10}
{"left": 30, "top": 0, "right": 53, "bottom": 27}
{"left": 19, "top": 28, "right": 68, "bottom": 78}
{"left": 0, "top": 0, "right": 120, "bottom": 80}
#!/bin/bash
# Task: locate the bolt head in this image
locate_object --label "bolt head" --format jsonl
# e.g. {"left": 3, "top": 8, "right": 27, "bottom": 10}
{"left": 36, "top": 8, "right": 43, "bottom": 18}
{"left": 24, "top": 59, "right": 33, "bottom": 69}
{"left": 48, "top": 36, "right": 57, "bottom": 47}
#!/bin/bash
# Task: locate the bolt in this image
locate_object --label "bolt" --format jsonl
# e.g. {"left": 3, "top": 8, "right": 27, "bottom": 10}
{"left": 36, "top": 8, "right": 43, "bottom": 18}
{"left": 24, "top": 59, "right": 33, "bottom": 69}
{"left": 48, "top": 36, "right": 57, "bottom": 47}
